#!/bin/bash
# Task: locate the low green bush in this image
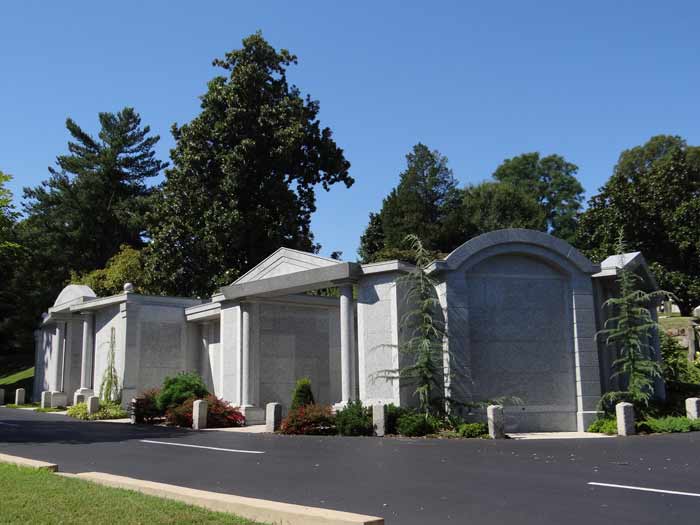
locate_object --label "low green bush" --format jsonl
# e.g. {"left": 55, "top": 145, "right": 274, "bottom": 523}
{"left": 458, "top": 422, "right": 488, "bottom": 438}
{"left": 280, "top": 404, "right": 336, "bottom": 435}
{"left": 66, "top": 402, "right": 127, "bottom": 420}
{"left": 587, "top": 418, "right": 617, "bottom": 435}
{"left": 157, "top": 372, "right": 209, "bottom": 411}
{"left": 336, "top": 400, "right": 373, "bottom": 436}
{"left": 637, "top": 416, "right": 700, "bottom": 434}
{"left": 396, "top": 412, "right": 437, "bottom": 437}
{"left": 290, "top": 378, "right": 315, "bottom": 410}
{"left": 385, "top": 404, "right": 411, "bottom": 434}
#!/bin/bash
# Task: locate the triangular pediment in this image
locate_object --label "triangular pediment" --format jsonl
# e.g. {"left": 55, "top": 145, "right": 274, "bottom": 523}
{"left": 233, "top": 248, "right": 339, "bottom": 284}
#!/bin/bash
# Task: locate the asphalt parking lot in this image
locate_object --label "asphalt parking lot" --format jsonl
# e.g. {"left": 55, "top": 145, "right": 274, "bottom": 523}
{"left": 1, "top": 407, "right": 699, "bottom": 524}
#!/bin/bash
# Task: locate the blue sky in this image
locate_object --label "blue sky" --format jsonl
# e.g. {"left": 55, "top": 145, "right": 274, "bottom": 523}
{"left": 2, "top": 1, "right": 699, "bottom": 260}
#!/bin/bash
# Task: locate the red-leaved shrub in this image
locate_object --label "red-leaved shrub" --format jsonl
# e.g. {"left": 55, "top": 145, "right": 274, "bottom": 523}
{"left": 165, "top": 395, "right": 245, "bottom": 428}
{"left": 139, "top": 388, "right": 163, "bottom": 423}
{"left": 280, "top": 404, "right": 336, "bottom": 435}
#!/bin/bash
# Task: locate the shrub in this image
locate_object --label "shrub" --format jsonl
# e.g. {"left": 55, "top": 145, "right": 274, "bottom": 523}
{"left": 280, "top": 404, "right": 336, "bottom": 435}
{"left": 637, "top": 416, "right": 700, "bottom": 434}
{"left": 385, "top": 404, "right": 411, "bottom": 434}
{"left": 67, "top": 401, "right": 127, "bottom": 421}
{"left": 336, "top": 400, "right": 373, "bottom": 436}
{"left": 661, "top": 331, "right": 700, "bottom": 384}
{"left": 165, "top": 395, "right": 245, "bottom": 428}
{"left": 458, "top": 422, "right": 488, "bottom": 438}
{"left": 157, "top": 372, "right": 209, "bottom": 411}
{"left": 290, "top": 378, "right": 315, "bottom": 410}
{"left": 138, "top": 388, "right": 163, "bottom": 423}
{"left": 396, "top": 412, "right": 437, "bottom": 437}
{"left": 587, "top": 417, "right": 617, "bottom": 435}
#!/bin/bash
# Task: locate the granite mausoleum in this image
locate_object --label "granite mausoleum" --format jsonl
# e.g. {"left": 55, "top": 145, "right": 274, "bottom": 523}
{"left": 33, "top": 229, "right": 662, "bottom": 431}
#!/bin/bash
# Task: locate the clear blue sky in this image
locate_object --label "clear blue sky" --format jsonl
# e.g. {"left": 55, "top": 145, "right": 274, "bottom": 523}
{"left": 2, "top": 1, "right": 699, "bottom": 260}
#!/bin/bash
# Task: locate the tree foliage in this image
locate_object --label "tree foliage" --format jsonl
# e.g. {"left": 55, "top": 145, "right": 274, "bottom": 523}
{"left": 71, "top": 245, "right": 148, "bottom": 297}
{"left": 577, "top": 135, "right": 700, "bottom": 315}
{"left": 492, "top": 152, "right": 583, "bottom": 242}
{"left": 145, "top": 32, "right": 353, "bottom": 297}
{"left": 597, "top": 235, "right": 670, "bottom": 411}
{"left": 461, "top": 181, "right": 546, "bottom": 236}
{"left": 358, "top": 144, "right": 462, "bottom": 263}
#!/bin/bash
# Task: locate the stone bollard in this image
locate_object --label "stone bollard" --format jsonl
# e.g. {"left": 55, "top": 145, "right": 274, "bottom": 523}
{"left": 373, "top": 404, "right": 387, "bottom": 437}
{"left": 50, "top": 392, "right": 68, "bottom": 408}
{"left": 616, "top": 402, "right": 635, "bottom": 436}
{"left": 86, "top": 396, "right": 100, "bottom": 416}
{"left": 192, "top": 399, "right": 208, "bottom": 430}
{"left": 41, "top": 391, "right": 52, "bottom": 409}
{"left": 686, "top": 398, "right": 700, "bottom": 420}
{"left": 15, "top": 388, "right": 26, "bottom": 405}
{"left": 265, "top": 402, "right": 282, "bottom": 432}
{"left": 74, "top": 392, "right": 87, "bottom": 406}
{"left": 487, "top": 405, "right": 505, "bottom": 439}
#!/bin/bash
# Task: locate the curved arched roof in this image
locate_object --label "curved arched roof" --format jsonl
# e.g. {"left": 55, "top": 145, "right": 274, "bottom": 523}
{"left": 53, "top": 284, "right": 97, "bottom": 307}
{"left": 431, "top": 228, "right": 597, "bottom": 274}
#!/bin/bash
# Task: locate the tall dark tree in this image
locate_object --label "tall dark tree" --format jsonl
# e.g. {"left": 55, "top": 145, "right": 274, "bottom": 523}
{"left": 461, "top": 181, "right": 547, "bottom": 236}
{"left": 145, "top": 33, "right": 353, "bottom": 297}
{"left": 493, "top": 152, "right": 583, "bottom": 242}
{"left": 577, "top": 135, "right": 700, "bottom": 316}
{"left": 22, "top": 107, "right": 165, "bottom": 280}
{"left": 358, "top": 144, "right": 462, "bottom": 263}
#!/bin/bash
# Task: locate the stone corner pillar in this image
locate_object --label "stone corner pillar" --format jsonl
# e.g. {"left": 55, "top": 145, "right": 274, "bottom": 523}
{"left": 192, "top": 399, "right": 208, "bottom": 430}
{"left": 265, "top": 402, "right": 282, "bottom": 432}
{"left": 615, "top": 402, "right": 635, "bottom": 436}
{"left": 686, "top": 398, "right": 700, "bottom": 420}
{"left": 339, "top": 283, "right": 355, "bottom": 404}
{"left": 487, "top": 405, "right": 505, "bottom": 439}
{"left": 373, "top": 403, "right": 387, "bottom": 437}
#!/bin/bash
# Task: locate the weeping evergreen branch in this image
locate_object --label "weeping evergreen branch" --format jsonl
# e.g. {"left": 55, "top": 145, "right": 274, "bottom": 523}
{"left": 597, "top": 232, "right": 672, "bottom": 411}
{"left": 99, "top": 327, "right": 121, "bottom": 403}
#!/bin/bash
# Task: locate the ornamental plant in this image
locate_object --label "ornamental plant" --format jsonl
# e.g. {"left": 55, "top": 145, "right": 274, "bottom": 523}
{"left": 280, "top": 404, "right": 336, "bottom": 435}
{"left": 335, "top": 400, "right": 373, "bottom": 436}
{"left": 290, "top": 377, "right": 315, "bottom": 410}
{"left": 165, "top": 395, "right": 245, "bottom": 428}
{"left": 157, "top": 372, "right": 209, "bottom": 411}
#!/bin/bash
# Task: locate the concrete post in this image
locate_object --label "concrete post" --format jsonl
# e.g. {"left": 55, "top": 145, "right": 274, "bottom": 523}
{"left": 15, "top": 388, "right": 25, "bottom": 405}
{"left": 373, "top": 404, "right": 387, "bottom": 437}
{"left": 78, "top": 312, "right": 95, "bottom": 393}
{"left": 487, "top": 405, "right": 505, "bottom": 439}
{"left": 686, "top": 398, "right": 700, "bottom": 420}
{"left": 265, "top": 402, "right": 282, "bottom": 432}
{"left": 339, "top": 284, "right": 354, "bottom": 404}
{"left": 41, "top": 391, "right": 52, "bottom": 409}
{"left": 86, "top": 396, "right": 100, "bottom": 416}
{"left": 616, "top": 402, "right": 635, "bottom": 436}
{"left": 240, "top": 303, "right": 251, "bottom": 407}
{"left": 193, "top": 399, "right": 208, "bottom": 430}
{"left": 50, "top": 392, "right": 67, "bottom": 408}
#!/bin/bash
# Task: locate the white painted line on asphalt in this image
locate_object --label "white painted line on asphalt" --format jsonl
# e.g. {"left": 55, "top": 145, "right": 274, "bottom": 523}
{"left": 588, "top": 482, "right": 700, "bottom": 498}
{"left": 139, "top": 439, "right": 265, "bottom": 454}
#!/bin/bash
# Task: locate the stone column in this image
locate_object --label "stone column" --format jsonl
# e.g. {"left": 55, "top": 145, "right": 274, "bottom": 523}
{"left": 53, "top": 323, "right": 65, "bottom": 393}
{"left": 339, "top": 284, "right": 354, "bottom": 404}
{"left": 616, "top": 402, "right": 635, "bottom": 436}
{"left": 79, "top": 312, "right": 94, "bottom": 393}
{"left": 487, "top": 405, "right": 505, "bottom": 439}
{"left": 240, "top": 302, "right": 251, "bottom": 407}
{"left": 686, "top": 398, "right": 700, "bottom": 420}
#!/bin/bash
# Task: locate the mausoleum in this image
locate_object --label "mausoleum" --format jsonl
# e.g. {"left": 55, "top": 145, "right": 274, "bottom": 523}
{"left": 33, "top": 229, "right": 662, "bottom": 431}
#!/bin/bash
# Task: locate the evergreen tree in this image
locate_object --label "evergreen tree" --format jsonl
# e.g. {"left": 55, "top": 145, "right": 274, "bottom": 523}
{"left": 22, "top": 107, "right": 165, "bottom": 280}
{"left": 493, "top": 152, "right": 583, "bottom": 242}
{"left": 358, "top": 144, "right": 462, "bottom": 263}
{"left": 461, "top": 181, "right": 547, "bottom": 236}
{"left": 146, "top": 32, "right": 353, "bottom": 297}
{"left": 597, "top": 234, "right": 670, "bottom": 412}
{"left": 577, "top": 135, "right": 700, "bottom": 315}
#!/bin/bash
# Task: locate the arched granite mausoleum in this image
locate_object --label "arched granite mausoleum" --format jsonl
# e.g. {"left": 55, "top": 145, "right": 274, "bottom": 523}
{"left": 34, "top": 229, "right": 661, "bottom": 432}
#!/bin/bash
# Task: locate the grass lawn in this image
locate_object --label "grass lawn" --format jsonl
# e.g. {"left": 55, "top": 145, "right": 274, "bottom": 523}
{"left": 659, "top": 315, "right": 698, "bottom": 330}
{"left": 0, "top": 463, "right": 263, "bottom": 524}
{"left": 0, "top": 366, "right": 34, "bottom": 404}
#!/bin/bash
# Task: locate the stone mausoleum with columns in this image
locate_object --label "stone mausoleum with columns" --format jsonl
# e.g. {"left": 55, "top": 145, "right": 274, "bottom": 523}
{"left": 33, "top": 229, "right": 662, "bottom": 431}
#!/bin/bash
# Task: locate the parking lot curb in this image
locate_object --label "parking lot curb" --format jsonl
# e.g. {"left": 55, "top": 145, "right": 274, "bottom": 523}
{"left": 71, "top": 471, "right": 384, "bottom": 525}
{"left": 0, "top": 452, "right": 59, "bottom": 472}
